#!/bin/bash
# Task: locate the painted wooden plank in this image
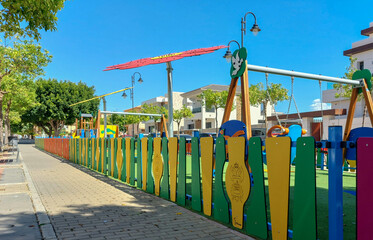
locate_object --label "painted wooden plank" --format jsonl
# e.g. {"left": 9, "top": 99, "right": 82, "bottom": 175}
{"left": 245, "top": 137, "right": 268, "bottom": 239}
{"left": 103, "top": 139, "right": 108, "bottom": 175}
{"left": 160, "top": 137, "right": 169, "bottom": 200}
{"left": 169, "top": 137, "right": 178, "bottom": 202}
{"left": 293, "top": 137, "right": 317, "bottom": 240}
{"left": 266, "top": 137, "right": 291, "bottom": 240}
{"left": 200, "top": 137, "right": 213, "bottom": 216}
{"left": 213, "top": 136, "right": 229, "bottom": 224}
{"left": 121, "top": 138, "right": 126, "bottom": 182}
{"left": 81, "top": 139, "right": 85, "bottom": 165}
{"left": 177, "top": 137, "right": 186, "bottom": 206}
{"left": 110, "top": 138, "right": 115, "bottom": 176}
{"left": 125, "top": 138, "right": 131, "bottom": 184}
{"left": 113, "top": 138, "right": 118, "bottom": 179}
{"left": 100, "top": 138, "right": 105, "bottom": 173}
{"left": 191, "top": 137, "right": 202, "bottom": 212}
{"left": 137, "top": 140, "right": 142, "bottom": 188}
{"left": 141, "top": 138, "right": 148, "bottom": 191}
{"left": 90, "top": 139, "right": 94, "bottom": 169}
{"left": 357, "top": 137, "right": 373, "bottom": 240}
{"left": 152, "top": 138, "right": 163, "bottom": 196}
{"left": 117, "top": 138, "right": 123, "bottom": 180}
{"left": 130, "top": 138, "right": 136, "bottom": 185}
{"left": 86, "top": 138, "right": 89, "bottom": 167}
{"left": 226, "top": 137, "right": 250, "bottom": 229}
{"left": 147, "top": 138, "right": 154, "bottom": 194}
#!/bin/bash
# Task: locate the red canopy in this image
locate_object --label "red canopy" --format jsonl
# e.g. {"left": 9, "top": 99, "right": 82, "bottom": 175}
{"left": 104, "top": 45, "right": 227, "bottom": 71}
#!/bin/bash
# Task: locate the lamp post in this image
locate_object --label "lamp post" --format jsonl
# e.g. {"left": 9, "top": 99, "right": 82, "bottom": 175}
{"left": 223, "top": 40, "right": 241, "bottom": 62}
{"left": 122, "top": 72, "right": 143, "bottom": 137}
{"left": 241, "top": 11, "right": 261, "bottom": 47}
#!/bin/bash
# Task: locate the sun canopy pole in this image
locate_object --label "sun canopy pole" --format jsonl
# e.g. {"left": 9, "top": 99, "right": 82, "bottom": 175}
{"left": 166, "top": 62, "right": 174, "bottom": 137}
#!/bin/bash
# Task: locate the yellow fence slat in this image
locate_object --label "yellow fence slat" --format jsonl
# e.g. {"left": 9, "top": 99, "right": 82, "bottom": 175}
{"left": 169, "top": 137, "right": 178, "bottom": 202}
{"left": 86, "top": 138, "right": 89, "bottom": 166}
{"left": 141, "top": 138, "right": 148, "bottom": 191}
{"left": 152, "top": 138, "right": 163, "bottom": 196}
{"left": 201, "top": 137, "right": 214, "bottom": 216}
{"left": 110, "top": 138, "right": 115, "bottom": 176}
{"left": 226, "top": 137, "right": 250, "bottom": 229}
{"left": 266, "top": 137, "right": 291, "bottom": 240}
{"left": 125, "top": 138, "right": 131, "bottom": 184}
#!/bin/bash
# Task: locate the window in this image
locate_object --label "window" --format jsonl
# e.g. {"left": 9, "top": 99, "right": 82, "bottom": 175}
{"left": 206, "top": 122, "right": 212, "bottom": 128}
{"left": 359, "top": 61, "right": 364, "bottom": 70}
{"left": 188, "top": 124, "right": 194, "bottom": 129}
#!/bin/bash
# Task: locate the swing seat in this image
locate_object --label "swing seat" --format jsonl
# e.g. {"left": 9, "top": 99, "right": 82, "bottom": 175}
{"left": 346, "top": 127, "right": 373, "bottom": 172}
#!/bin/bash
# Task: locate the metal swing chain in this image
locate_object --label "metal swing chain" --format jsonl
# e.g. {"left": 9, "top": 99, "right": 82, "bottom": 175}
{"left": 266, "top": 73, "right": 282, "bottom": 126}
{"left": 286, "top": 76, "right": 303, "bottom": 126}
{"left": 319, "top": 80, "right": 324, "bottom": 139}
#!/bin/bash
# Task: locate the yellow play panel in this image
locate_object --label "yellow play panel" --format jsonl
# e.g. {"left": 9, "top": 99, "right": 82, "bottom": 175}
{"left": 226, "top": 137, "right": 250, "bottom": 229}
{"left": 141, "top": 138, "right": 148, "bottom": 191}
{"left": 201, "top": 137, "right": 214, "bottom": 216}
{"left": 266, "top": 137, "right": 291, "bottom": 240}
{"left": 152, "top": 138, "right": 163, "bottom": 196}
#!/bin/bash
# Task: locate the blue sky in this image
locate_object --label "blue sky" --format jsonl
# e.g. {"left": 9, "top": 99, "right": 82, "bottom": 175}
{"left": 39, "top": 0, "right": 372, "bottom": 113}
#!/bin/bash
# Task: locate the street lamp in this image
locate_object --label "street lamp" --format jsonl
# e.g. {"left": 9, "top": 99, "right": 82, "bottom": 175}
{"left": 223, "top": 40, "right": 241, "bottom": 62}
{"left": 122, "top": 72, "right": 143, "bottom": 137}
{"left": 241, "top": 11, "right": 261, "bottom": 47}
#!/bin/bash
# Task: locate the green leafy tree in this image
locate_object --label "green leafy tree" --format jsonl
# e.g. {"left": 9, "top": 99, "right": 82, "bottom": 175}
{"left": 110, "top": 114, "right": 125, "bottom": 132}
{"left": 173, "top": 105, "right": 193, "bottom": 135}
{"left": 249, "top": 82, "right": 289, "bottom": 132}
{"left": 0, "top": 40, "right": 51, "bottom": 145}
{"left": 141, "top": 103, "right": 168, "bottom": 134}
{"left": 0, "top": 0, "right": 66, "bottom": 40}
{"left": 197, "top": 89, "right": 230, "bottom": 134}
{"left": 22, "top": 79, "right": 100, "bottom": 137}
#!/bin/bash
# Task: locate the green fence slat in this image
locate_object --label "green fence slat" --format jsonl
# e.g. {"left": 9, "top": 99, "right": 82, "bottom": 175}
{"left": 130, "top": 138, "right": 136, "bottom": 185}
{"left": 137, "top": 140, "right": 142, "bottom": 188}
{"left": 113, "top": 139, "right": 118, "bottom": 179}
{"left": 121, "top": 138, "right": 126, "bottom": 182}
{"left": 245, "top": 137, "right": 268, "bottom": 239}
{"left": 98, "top": 139, "right": 102, "bottom": 172}
{"left": 293, "top": 137, "right": 317, "bottom": 240}
{"left": 191, "top": 137, "right": 201, "bottom": 212}
{"left": 213, "top": 136, "right": 229, "bottom": 224}
{"left": 88, "top": 139, "right": 92, "bottom": 168}
{"left": 160, "top": 137, "right": 169, "bottom": 199}
{"left": 147, "top": 137, "right": 154, "bottom": 194}
{"left": 108, "top": 139, "right": 112, "bottom": 175}
{"left": 104, "top": 139, "right": 108, "bottom": 175}
{"left": 177, "top": 138, "right": 186, "bottom": 206}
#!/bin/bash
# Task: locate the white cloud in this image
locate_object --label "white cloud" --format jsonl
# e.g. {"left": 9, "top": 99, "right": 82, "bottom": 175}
{"left": 310, "top": 98, "right": 331, "bottom": 111}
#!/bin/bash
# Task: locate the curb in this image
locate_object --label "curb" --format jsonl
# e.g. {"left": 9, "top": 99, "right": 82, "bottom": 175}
{"left": 20, "top": 152, "right": 58, "bottom": 240}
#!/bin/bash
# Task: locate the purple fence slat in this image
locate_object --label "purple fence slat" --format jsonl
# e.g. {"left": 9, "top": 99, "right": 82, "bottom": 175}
{"left": 357, "top": 137, "right": 373, "bottom": 240}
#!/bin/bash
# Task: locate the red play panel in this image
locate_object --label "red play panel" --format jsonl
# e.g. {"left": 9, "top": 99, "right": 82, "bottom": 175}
{"left": 104, "top": 45, "right": 227, "bottom": 71}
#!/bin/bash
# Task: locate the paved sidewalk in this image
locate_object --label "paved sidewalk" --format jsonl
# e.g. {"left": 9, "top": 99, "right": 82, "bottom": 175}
{"left": 20, "top": 145, "right": 252, "bottom": 240}
{"left": 0, "top": 150, "right": 42, "bottom": 240}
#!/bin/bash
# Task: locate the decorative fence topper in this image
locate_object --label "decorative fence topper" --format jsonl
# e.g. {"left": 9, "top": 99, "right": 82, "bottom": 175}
{"left": 35, "top": 127, "right": 373, "bottom": 240}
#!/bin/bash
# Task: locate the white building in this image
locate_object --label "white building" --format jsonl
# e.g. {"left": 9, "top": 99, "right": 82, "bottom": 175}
{"left": 321, "top": 22, "right": 373, "bottom": 137}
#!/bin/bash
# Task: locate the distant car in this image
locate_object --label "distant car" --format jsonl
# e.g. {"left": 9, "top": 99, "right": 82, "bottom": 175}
{"left": 174, "top": 134, "right": 193, "bottom": 141}
{"left": 199, "top": 133, "right": 216, "bottom": 138}
{"left": 251, "top": 128, "right": 266, "bottom": 140}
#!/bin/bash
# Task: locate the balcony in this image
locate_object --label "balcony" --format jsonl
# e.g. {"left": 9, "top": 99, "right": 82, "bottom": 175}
{"left": 192, "top": 107, "right": 201, "bottom": 113}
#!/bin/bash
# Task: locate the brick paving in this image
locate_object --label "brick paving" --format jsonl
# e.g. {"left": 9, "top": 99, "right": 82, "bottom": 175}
{"left": 20, "top": 145, "right": 252, "bottom": 240}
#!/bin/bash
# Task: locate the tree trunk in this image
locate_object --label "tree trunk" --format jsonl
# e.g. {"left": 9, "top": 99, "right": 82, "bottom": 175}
{"left": 177, "top": 122, "right": 181, "bottom": 136}
{"left": 42, "top": 126, "right": 52, "bottom": 137}
{"left": 4, "top": 99, "right": 12, "bottom": 144}
{"left": 0, "top": 93, "right": 4, "bottom": 148}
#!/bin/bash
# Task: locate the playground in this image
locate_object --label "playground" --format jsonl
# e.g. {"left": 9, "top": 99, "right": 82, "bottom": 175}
{"left": 33, "top": 10, "right": 373, "bottom": 240}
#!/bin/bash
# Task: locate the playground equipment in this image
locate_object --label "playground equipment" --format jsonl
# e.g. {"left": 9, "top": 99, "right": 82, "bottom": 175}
{"left": 104, "top": 45, "right": 227, "bottom": 137}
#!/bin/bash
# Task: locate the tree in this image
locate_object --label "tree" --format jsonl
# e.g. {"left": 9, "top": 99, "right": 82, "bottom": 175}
{"left": 333, "top": 57, "right": 359, "bottom": 99}
{"left": 249, "top": 82, "right": 289, "bottom": 132}
{"left": 141, "top": 104, "right": 167, "bottom": 135}
{"left": 0, "top": 0, "right": 66, "bottom": 40}
{"left": 173, "top": 105, "right": 193, "bottom": 135}
{"left": 0, "top": 40, "right": 52, "bottom": 145}
{"left": 22, "top": 79, "right": 100, "bottom": 137}
{"left": 197, "top": 89, "right": 230, "bottom": 134}
{"left": 110, "top": 114, "right": 125, "bottom": 132}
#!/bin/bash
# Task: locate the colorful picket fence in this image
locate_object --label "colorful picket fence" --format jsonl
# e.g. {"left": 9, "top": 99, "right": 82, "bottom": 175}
{"left": 34, "top": 126, "right": 373, "bottom": 240}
